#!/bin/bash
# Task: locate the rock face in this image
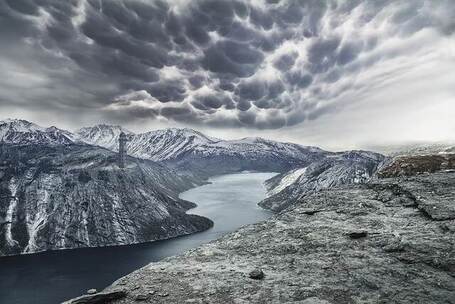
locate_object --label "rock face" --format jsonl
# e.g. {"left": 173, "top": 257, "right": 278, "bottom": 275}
{"left": 0, "top": 144, "right": 212, "bottom": 256}
{"left": 94, "top": 172, "right": 455, "bottom": 304}
{"left": 259, "top": 151, "right": 386, "bottom": 212}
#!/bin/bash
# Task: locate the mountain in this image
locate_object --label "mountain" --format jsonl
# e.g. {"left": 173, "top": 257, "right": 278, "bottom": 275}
{"left": 127, "top": 128, "right": 221, "bottom": 161}
{"left": 77, "top": 126, "right": 220, "bottom": 159}
{"left": 76, "top": 125, "right": 329, "bottom": 177}
{"left": 0, "top": 143, "right": 211, "bottom": 256}
{"left": 259, "top": 150, "right": 386, "bottom": 211}
{"left": 76, "top": 124, "right": 133, "bottom": 151}
{"left": 0, "top": 119, "right": 74, "bottom": 145}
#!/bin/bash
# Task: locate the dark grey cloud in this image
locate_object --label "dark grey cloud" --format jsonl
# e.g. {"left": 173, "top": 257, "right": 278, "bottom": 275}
{"left": 146, "top": 81, "right": 186, "bottom": 103}
{"left": 286, "top": 71, "right": 313, "bottom": 88}
{"left": 273, "top": 52, "right": 298, "bottom": 71}
{"left": 0, "top": 0, "right": 454, "bottom": 129}
{"left": 160, "top": 106, "right": 191, "bottom": 117}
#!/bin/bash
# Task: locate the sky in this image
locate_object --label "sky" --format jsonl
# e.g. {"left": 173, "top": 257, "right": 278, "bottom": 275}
{"left": 0, "top": 0, "right": 454, "bottom": 150}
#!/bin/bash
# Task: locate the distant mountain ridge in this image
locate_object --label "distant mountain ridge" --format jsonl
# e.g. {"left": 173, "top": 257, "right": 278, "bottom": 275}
{"left": 0, "top": 119, "right": 332, "bottom": 176}
{"left": 368, "top": 142, "right": 455, "bottom": 156}
{"left": 0, "top": 119, "right": 74, "bottom": 145}
{"left": 74, "top": 124, "right": 329, "bottom": 177}
{"left": 75, "top": 124, "right": 324, "bottom": 159}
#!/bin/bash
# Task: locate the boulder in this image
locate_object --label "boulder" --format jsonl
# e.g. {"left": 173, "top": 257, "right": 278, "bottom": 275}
{"left": 248, "top": 269, "right": 265, "bottom": 280}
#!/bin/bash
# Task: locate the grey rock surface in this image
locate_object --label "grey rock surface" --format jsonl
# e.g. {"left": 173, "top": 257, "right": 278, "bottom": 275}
{"left": 91, "top": 172, "right": 455, "bottom": 304}
{"left": 259, "top": 151, "right": 385, "bottom": 212}
{"left": 62, "top": 289, "right": 127, "bottom": 304}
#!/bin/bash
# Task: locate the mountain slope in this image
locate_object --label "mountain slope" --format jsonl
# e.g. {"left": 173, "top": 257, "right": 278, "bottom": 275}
{"left": 0, "top": 143, "right": 211, "bottom": 256}
{"left": 123, "top": 128, "right": 221, "bottom": 162}
{"left": 259, "top": 151, "right": 386, "bottom": 211}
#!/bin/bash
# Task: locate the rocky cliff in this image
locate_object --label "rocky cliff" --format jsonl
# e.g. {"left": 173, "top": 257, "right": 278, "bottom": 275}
{"left": 0, "top": 144, "right": 212, "bottom": 256}
{"left": 259, "top": 150, "right": 386, "bottom": 212}
{"left": 73, "top": 171, "right": 455, "bottom": 304}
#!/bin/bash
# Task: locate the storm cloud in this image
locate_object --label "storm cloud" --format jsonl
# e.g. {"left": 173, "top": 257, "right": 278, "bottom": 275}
{"left": 0, "top": 0, "right": 454, "bottom": 130}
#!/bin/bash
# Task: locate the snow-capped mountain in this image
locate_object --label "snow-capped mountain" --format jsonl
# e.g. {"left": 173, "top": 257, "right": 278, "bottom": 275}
{"left": 0, "top": 119, "right": 74, "bottom": 145}
{"left": 76, "top": 124, "right": 329, "bottom": 177}
{"left": 0, "top": 143, "right": 211, "bottom": 256}
{"left": 259, "top": 150, "right": 386, "bottom": 212}
{"left": 0, "top": 119, "right": 330, "bottom": 177}
{"left": 1, "top": 118, "right": 339, "bottom": 187}
{"left": 127, "top": 128, "right": 222, "bottom": 161}
{"left": 76, "top": 125, "right": 221, "bottom": 159}
{"left": 75, "top": 124, "right": 133, "bottom": 151}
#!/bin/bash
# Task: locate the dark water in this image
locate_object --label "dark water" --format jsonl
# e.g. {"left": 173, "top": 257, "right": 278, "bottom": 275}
{"left": 0, "top": 172, "right": 276, "bottom": 304}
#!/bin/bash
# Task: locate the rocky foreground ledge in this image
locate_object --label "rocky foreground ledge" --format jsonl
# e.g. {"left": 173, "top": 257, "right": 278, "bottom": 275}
{"left": 66, "top": 172, "right": 455, "bottom": 304}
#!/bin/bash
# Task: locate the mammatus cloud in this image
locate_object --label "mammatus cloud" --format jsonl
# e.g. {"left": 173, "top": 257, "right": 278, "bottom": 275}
{"left": 0, "top": 0, "right": 454, "bottom": 130}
